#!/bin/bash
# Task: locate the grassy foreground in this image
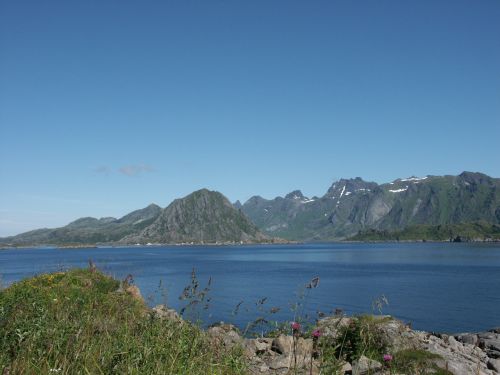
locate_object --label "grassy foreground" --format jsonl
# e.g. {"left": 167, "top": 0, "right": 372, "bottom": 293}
{"left": 0, "top": 269, "right": 246, "bottom": 375}
{"left": 1, "top": 269, "right": 457, "bottom": 375}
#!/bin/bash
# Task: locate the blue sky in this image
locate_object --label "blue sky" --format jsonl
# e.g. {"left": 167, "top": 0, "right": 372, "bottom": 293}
{"left": 1, "top": 1, "right": 499, "bottom": 236}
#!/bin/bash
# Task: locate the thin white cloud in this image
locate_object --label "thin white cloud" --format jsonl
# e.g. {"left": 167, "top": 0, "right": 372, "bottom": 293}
{"left": 118, "top": 164, "right": 155, "bottom": 176}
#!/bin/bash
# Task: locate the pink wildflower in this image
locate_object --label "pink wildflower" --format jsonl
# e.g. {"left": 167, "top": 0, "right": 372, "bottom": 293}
{"left": 312, "top": 329, "right": 322, "bottom": 338}
{"left": 383, "top": 354, "right": 393, "bottom": 362}
{"left": 291, "top": 322, "right": 301, "bottom": 331}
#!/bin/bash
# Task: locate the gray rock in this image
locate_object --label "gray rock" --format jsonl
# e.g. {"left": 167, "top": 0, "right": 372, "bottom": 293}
{"left": 487, "top": 350, "right": 500, "bottom": 359}
{"left": 267, "top": 335, "right": 313, "bottom": 371}
{"left": 258, "top": 364, "right": 270, "bottom": 373}
{"left": 271, "top": 335, "right": 293, "bottom": 355}
{"left": 269, "top": 355, "right": 291, "bottom": 370}
{"left": 423, "top": 333, "right": 494, "bottom": 375}
{"left": 295, "top": 338, "right": 313, "bottom": 366}
{"left": 487, "top": 358, "right": 500, "bottom": 372}
{"left": 478, "top": 333, "right": 500, "bottom": 359}
{"left": 374, "top": 316, "right": 420, "bottom": 351}
{"left": 244, "top": 338, "right": 273, "bottom": 358}
{"left": 447, "top": 335, "right": 460, "bottom": 351}
{"left": 254, "top": 338, "right": 272, "bottom": 353}
{"left": 456, "top": 333, "right": 479, "bottom": 346}
{"left": 341, "top": 361, "right": 353, "bottom": 373}
{"left": 240, "top": 316, "right": 500, "bottom": 375}
{"left": 317, "top": 316, "right": 352, "bottom": 339}
{"left": 479, "top": 332, "right": 498, "bottom": 340}
{"left": 207, "top": 323, "right": 242, "bottom": 348}
{"left": 151, "top": 304, "right": 181, "bottom": 321}
{"left": 352, "top": 355, "right": 383, "bottom": 375}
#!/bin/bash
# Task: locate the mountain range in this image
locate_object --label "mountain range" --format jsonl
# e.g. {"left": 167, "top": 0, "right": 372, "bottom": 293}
{"left": 240, "top": 171, "right": 500, "bottom": 241}
{"left": 1, "top": 171, "right": 499, "bottom": 246}
{"left": 0, "top": 189, "right": 267, "bottom": 246}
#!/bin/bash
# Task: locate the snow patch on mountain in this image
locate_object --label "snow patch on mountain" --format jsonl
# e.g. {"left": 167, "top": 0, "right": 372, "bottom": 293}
{"left": 400, "top": 176, "right": 428, "bottom": 182}
{"left": 389, "top": 187, "right": 408, "bottom": 193}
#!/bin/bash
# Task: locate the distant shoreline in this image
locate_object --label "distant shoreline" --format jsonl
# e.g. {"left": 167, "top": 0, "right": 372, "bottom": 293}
{"left": 0, "top": 239, "right": 296, "bottom": 250}
{"left": 2, "top": 238, "right": 500, "bottom": 251}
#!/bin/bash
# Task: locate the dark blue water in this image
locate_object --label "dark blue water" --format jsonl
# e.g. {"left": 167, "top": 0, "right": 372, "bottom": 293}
{"left": 1, "top": 242, "right": 500, "bottom": 333}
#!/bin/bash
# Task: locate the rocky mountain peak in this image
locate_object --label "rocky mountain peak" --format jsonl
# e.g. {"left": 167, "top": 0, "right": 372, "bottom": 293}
{"left": 458, "top": 171, "right": 493, "bottom": 186}
{"left": 285, "top": 190, "right": 306, "bottom": 200}
{"left": 324, "top": 177, "right": 377, "bottom": 198}
{"left": 244, "top": 196, "right": 267, "bottom": 207}
{"left": 123, "top": 189, "right": 267, "bottom": 244}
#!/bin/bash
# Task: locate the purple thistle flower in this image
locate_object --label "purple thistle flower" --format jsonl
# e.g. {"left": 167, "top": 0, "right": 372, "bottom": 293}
{"left": 383, "top": 354, "right": 393, "bottom": 362}
{"left": 291, "top": 321, "right": 301, "bottom": 331}
{"left": 312, "top": 329, "right": 322, "bottom": 338}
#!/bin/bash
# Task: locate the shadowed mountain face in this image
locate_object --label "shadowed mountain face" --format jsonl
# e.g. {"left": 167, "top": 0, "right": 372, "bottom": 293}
{"left": 241, "top": 172, "right": 500, "bottom": 240}
{"left": 122, "top": 189, "right": 267, "bottom": 244}
{"left": 1, "top": 190, "right": 267, "bottom": 246}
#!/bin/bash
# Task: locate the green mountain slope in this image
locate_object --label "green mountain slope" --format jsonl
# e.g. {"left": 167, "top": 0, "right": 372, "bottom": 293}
{"left": 122, "top": 189, "right": 267, "bottom": 244}
{"left": 0, "top": 190, "right": 268, "bottom": 246}
{"left": 349, "top": 222, "right": 500, "bottom": 242}
{"left": 0, "top": 204, "right": 162, "bottom": 246}
{"left": 241, "top": 172, "right": 500, "bottom": 241}
{"left": 2, "top": 172, "right": 499, "bottom": 245}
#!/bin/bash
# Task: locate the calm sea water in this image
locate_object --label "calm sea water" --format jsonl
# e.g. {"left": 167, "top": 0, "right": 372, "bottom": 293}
{"left": 1, "top": 242, "right": 500, "bottom": 333}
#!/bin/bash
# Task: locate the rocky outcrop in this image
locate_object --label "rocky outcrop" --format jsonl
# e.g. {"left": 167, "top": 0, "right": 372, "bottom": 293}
{"left": 238, "top": 318, "right": 500, "bottom": 375}
{"left": 453, "top": 328, "right": 500, "bottom": 373}
{"left": 149, "top": 306, "right": 499, "bottom": 375}
{"left": 416, "top": 333, "right": 493, "bottom": 375}
{"left": 243, "top": 335, "right": 317, "bottom": 374}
